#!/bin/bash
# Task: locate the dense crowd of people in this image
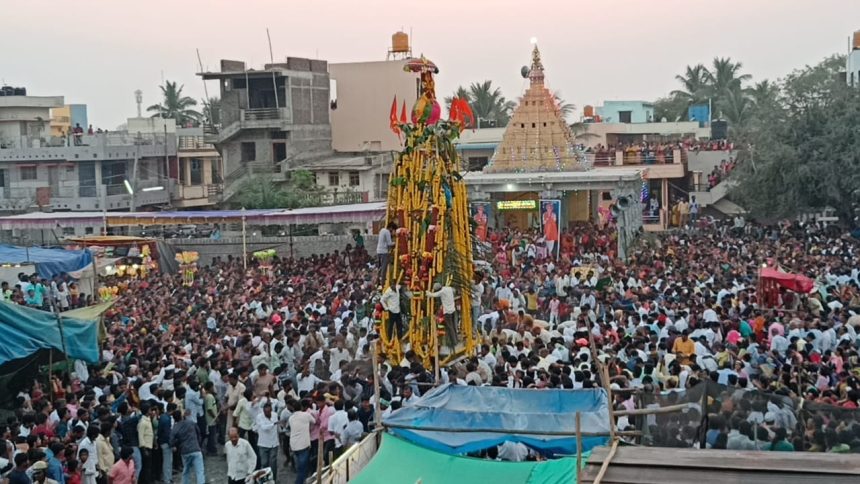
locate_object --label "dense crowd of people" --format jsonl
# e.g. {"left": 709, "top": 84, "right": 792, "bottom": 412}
{"left": 1, "top": 213, "right": 859, "bottom": 484}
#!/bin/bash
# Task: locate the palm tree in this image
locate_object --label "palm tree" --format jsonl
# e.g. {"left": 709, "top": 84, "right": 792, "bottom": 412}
{"left": 444, "top": 86, "right": 471, "bottom": 113}
{"left": 671, "top": 64, "right": 711, "bottom": 104}
{"left": 569, "top": 121, "right": 598, "bottom": 141}
{"left": 720, "top": 88, "right": 754, "bottom": 127}
{"left": 748, "top": 80, "right": 780, "bottom": 108}
{"left": 708, "top": 57, "right": 752, "bottom": 99}
{"left": 201, "top": 97, "right": 221, "bottom": 126}
{"left": 147, "top": 81, "right": 201, "bottom": 126}
{"left": 468, "top": 81, "right": 516, "bottom": 127}
{"left": 553, "top": 91, "right": 576, "bottom": 122}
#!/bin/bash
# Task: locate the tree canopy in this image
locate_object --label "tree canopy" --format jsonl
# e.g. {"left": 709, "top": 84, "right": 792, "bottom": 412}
{"left": 730, "top": 55, "right": 859, "bottom": 224}
{"left": 231, "top": 170, "right": 319, "bottom": 209}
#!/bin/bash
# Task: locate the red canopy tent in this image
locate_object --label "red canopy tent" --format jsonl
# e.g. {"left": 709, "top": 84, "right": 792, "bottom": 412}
{"left": 759, "top": 267, "right": 814, "bottom": 308}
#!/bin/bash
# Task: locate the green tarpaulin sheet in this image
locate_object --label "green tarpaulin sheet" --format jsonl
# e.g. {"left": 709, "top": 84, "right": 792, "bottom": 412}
{"left": 350, "top": 434, "right": 582, "bottom": 484}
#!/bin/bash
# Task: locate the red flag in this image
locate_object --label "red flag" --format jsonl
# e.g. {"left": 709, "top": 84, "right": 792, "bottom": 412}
{"left": 389, "top": 95, "right": 399, "bottom": 135}
{"left": 400, "top": 100, "right": 408, "bottom": 124}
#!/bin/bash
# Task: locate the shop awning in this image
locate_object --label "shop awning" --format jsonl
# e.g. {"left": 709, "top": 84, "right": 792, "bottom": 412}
{"left": 0, "top": 202, "right": 387, "bottom": 229}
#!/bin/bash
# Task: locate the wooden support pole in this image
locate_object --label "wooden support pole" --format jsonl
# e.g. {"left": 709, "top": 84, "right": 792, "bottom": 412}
{"left": 601, "top": 365, "right": 617, "bottom": 440}
{"left": 372, "top": 340, "right": 382, "bottom": 430}
{"left": 592, "top": 439, "right": 618, "bottom": 484}
{"left": 575, "top": 411, "right": 582, "bottom": 484}
{"left": 316, "top": 433, "right": 324, "bottom": 484}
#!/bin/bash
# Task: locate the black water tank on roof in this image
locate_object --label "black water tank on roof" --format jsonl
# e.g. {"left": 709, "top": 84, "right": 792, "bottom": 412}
{"left": 0, "top": 86, "right": 13, "bottom": 96}
{"left": 13, "top": 87, "right": 26, "bottom": 96}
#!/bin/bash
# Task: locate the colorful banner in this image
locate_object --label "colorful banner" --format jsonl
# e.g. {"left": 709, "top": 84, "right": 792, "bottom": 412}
{"left": 540, "top": 199, "right": 561, "bottom": 259}
{"left": 471, "top": 202, "right": 492, "bottom": 241}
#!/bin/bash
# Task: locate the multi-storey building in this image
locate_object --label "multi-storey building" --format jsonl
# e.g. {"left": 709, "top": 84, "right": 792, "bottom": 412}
{"left": 0, "top": 92, "right": 175, "bottom": 215}
{"left": 199, "top": 58, "right": 333, "bottom": 200}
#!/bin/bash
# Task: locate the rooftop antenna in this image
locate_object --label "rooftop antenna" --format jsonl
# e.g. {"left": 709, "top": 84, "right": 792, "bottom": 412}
{"left": 196, "top": 48, "right": 211, "bottom": 105}
{"left": 134, "top": 90, "right": 143, "bottom": 118}
{"left": 266, "top": 29, "right": 280, "bottom": 109}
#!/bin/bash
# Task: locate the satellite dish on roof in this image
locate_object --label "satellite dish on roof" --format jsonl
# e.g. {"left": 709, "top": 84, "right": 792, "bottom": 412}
{"left": 520, "top": 66, "right": 530, "bottom": 78}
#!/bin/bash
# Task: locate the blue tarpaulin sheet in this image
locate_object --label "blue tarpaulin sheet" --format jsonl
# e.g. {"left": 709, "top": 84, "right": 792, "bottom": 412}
{"left": 0, "top": 245, "right": 93, "bottom": 279}
{"left": 0, "top": 301, "right": 99, "bottom": 366}
{"left": 383, "top": 384, "right": 611, "bottom": 456}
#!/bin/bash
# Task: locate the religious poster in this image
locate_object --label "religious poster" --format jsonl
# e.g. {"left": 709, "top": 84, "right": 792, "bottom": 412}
{"left": 471, "top": 202, "right": 491, "bottom": 241}
{"left": 540, "top": 199, "right": 560, "bottom": 259}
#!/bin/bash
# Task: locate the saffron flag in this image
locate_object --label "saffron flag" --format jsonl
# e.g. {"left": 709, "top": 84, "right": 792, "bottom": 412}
{"left": 400, "top": 100, "right": 408, "bottom": 124}
{"left": 389, "top": 95, "right": 400, "bottom": 135}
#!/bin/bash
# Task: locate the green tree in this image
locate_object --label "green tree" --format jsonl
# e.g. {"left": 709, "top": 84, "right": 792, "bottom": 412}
{"left": 553, "top": 91, "right": 576, "bottom": 122}
{"left": 653, "top": 95, "right": 690, "bottom": 122}
{"left": 201, "top": 97, "right": 221, "bottom": 126}
{"left": 467, "top": 81, "right": 516, "bottom": 127}
{"left": 232, "top": 169, "right": 319, "bottom": 209}
{"left": 747, "top": 80, "right": 780, "bottom": 109}
{"left": 444, "top": 86, "right": 471, "bottom": 112}
{"left": 670, "top": 64, "right": 712, "bottom": 105}
{"left": 731, "top": 54, "right": 859, "bottom": 223}
{"left": 147, "top": 80, "right": 201, "bottom": 126}
{"left": 232, "top": 176, "right": 295, "bottom": 209}
{"left": 709, "top": 57, "right": 752, "bottom": 99}
{"left": 289, "top": 169, "right": 317, "bottom": 191}
{"left": 720, "top": 88, "right": 754, "bottom": 128}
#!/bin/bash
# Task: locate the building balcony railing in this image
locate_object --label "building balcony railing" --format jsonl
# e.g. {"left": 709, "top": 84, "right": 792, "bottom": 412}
{"left": 174, "top": 183, "right": 223, "bottom": 201}
{"left": 589, "top": 149, "right": 686, "bottom": 167}
{"left": 299, "top": 191, "right": 368, "bottom": 207}
{"left": 241, "top": 108, "right": 284, "bottom": 121}
{"left": 178, "top": 135, "right": 216, "bottom": 151}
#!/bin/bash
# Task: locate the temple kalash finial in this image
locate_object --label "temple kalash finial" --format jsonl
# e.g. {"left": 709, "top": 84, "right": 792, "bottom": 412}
{"left": 529, "top": 41, "right": 545, "bottom": 86}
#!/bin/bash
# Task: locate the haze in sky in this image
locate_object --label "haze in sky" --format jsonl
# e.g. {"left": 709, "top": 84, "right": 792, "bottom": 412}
{"left": 5, "top": 0, "right": 860, "bottom": 128}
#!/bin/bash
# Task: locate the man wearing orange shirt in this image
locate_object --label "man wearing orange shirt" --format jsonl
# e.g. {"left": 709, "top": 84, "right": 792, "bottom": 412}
{"left": 671, "top": 330, "right": 695, "bottom": 365}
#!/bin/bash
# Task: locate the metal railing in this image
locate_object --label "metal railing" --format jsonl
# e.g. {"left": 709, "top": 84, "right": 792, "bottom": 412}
{"left": 299, "top": 191, "right": 367, "bottom": 207}
{"left": 315, "top": 431, "right": 380, "bottom": 484}
{"left": 586, "top": 149, "right": 683, "bottom": 166}
{"left": 242, "top": 108, "right": 282, "bottom": 121}
{"left": 178, "top": 135, "right": 215, "bottom": 150}
{"left": 620, "top": 149, "right": 677, "bottom": 165}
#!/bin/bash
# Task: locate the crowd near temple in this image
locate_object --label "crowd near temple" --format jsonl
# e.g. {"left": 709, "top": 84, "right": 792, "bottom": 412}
{"left": 1, "top": 27, "right": 860, "bottom": 484}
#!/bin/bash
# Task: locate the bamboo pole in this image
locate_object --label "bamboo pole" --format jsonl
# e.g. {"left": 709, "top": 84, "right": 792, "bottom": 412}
{"left": 575, "top": 411, "right": 582, "bottom": 484}
{"left": 592, "top": 439, "right": 618, "bottom": 484}
{"left": 372, "top": 340, "right": 382, "bottom": 431}
{"left": 601, "top": 365, "right": 617, "bottom": 441}
{"left": 316, "top": 433, "right": 324, "bottom": 484}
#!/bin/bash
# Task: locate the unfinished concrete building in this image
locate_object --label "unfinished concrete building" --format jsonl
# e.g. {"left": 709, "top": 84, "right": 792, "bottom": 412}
{"left": 200, "top": 57, "right": 333, "bottom": 199}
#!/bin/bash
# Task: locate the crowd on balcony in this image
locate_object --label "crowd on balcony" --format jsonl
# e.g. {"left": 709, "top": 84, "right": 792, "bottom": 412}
{"left": 586, "top": 138, "right": 735, "bottom": 166}
{"left": 586, "top": 142, "right": 680, "bottom": 165}
{"left": 707, "top": 158, "right": 738, "bottom": 190}
{"left": 2, "top": 214, "right": 859, "bottom": 484}
{"left": 683, "top": 138, "right": 735, "bottom": 152}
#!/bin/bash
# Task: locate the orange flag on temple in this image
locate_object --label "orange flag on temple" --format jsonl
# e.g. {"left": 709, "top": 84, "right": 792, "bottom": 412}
{"left": 389, "top": 95, "right": 400, "bottom": 136}
{"left": 400, "top": 100, "right": 408, "bottom": 124}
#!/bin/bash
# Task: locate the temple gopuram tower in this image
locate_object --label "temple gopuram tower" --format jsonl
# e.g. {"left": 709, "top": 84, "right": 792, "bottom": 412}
{"left": 484, "top": 44, "right": 590, "bottom": 173}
